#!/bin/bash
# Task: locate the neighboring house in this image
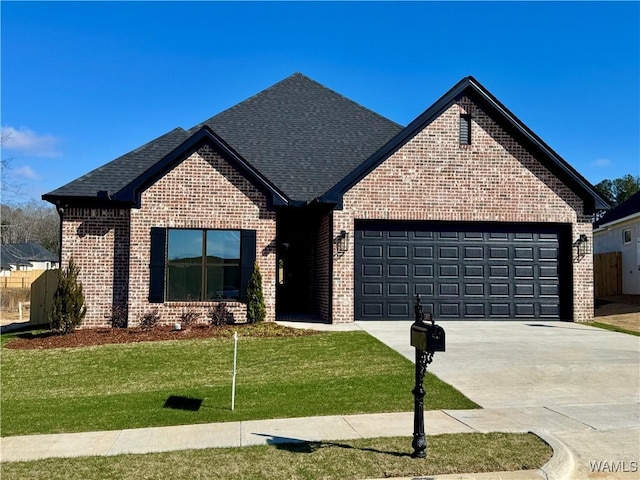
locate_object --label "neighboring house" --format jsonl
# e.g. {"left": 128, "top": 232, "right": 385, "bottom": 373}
{"left": 43, "top": 74, "right": 608, "bottom": 328}
{"left": 594, "top": 191, "right": 640, "bottom": 295}
{"left": 0, "top": 242, "right": 59, "bottom": 276}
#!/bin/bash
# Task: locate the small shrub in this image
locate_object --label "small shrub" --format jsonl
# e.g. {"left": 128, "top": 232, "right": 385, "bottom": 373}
{"left": 180, "top": 309, "right": 199, "bottom": 328}
{"left": 246, "top": 263, "right": 266, "bottom": 324}
{"left": 139, "top": 308, "right": 160, "bottom": 331}
{"left": 50, "top": 258, "right": 87, "bottom": 335}
{"left": 107, "top": 305, "right": 128, "bottom": 328}
{"left": 207, "top": 303, "right": 233, "bottom": 327}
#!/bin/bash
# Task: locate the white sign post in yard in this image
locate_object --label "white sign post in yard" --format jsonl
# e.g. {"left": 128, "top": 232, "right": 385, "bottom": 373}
{"left": 231, "top": 331, "right": 238, "bottom": 411}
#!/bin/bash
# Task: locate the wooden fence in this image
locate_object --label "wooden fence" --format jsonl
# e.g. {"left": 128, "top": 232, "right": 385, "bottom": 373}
{"left": 594, "top": 252, "right": 622, "bottom": 297}
{"left": 29, "top": 269, "right": 59, "bottom": 326}
{"left": 0, "top": 270, "right": 49, "bottom": 289}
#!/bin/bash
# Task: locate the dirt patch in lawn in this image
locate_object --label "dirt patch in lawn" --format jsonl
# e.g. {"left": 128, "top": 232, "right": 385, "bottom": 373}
{"left": 593, "top": 295, "right": 640, "bottom": 333}
{"left": 4, "top": 322, "right": 320, "bottom": 350}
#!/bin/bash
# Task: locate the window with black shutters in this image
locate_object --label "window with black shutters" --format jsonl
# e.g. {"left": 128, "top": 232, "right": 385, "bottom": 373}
{"left": 460, "top": 114, "right": 471, "bottom": 145}
{"left": 148, "top": 227, "right": 256, "bottom": 303}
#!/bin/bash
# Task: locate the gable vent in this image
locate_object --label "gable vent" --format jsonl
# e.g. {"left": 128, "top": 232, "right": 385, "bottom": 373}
{"left": 459, "top": 114, "right": 471, "bottom": 145}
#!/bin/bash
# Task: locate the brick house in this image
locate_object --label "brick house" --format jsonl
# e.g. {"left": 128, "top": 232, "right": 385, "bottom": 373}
{"left": 43, "top": 74, "right": 608, "bottom": 327}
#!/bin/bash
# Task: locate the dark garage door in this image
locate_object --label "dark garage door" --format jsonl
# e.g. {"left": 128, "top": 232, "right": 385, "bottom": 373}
{"left": 355, "top": 221, "right": 570, "bottom": 320}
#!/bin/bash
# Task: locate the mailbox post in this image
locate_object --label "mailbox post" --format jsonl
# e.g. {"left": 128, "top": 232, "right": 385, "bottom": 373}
{"left": 410, "top": 294, "right": 445, "bottom": 458}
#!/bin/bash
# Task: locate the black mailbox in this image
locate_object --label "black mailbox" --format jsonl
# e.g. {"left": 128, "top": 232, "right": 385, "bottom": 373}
{"left": 410, "top": 294, "right": 446, "bottom": 458}
{"left": 411, "top": 322, "right": 446, "bottom": 353}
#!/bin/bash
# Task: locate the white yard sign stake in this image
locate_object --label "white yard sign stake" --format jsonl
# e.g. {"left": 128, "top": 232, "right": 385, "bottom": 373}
{"left": 231, "top": 331, "right": 238, "bottom": 411}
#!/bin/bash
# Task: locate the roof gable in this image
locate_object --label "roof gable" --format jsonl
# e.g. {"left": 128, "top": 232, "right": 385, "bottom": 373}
{"left": 321, "top": 76, "right": 609, "bottom": 214}
{"left": 113, "top": 127, "right": 290, "bottom": 207}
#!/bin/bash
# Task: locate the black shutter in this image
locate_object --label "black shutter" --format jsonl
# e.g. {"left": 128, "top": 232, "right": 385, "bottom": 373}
{"left": 240, "top": 230, "right": 257, "bottom": 302}
{"left": 149, "top": 227, "right": 166, "bottom": 303}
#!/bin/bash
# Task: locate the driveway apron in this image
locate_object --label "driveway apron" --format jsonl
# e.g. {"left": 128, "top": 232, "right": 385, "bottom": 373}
{"left": 356, "top": 320, "right": 640, "bottom": 479}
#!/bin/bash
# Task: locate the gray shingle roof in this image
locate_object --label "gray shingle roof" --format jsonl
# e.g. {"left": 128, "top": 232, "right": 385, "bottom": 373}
{"left": 44, "top": 128, "right": 190, "bottom": 200}
{"left": 1, "top": 243, "right": 58, "bottom": 268}
{"left": 44, "top": 73, "right": 402, "bottom": 205}
{"left": 193, "top": 73, "right": 403, "bottom": 201}
{"left": 595, "top": 191, "right": 640, "bottom": 227}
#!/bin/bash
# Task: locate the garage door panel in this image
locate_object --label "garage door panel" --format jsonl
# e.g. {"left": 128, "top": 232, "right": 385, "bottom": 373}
{"left": 388, "top": 245, "right": 408, "bottom": 258}
{"left": 464, "top": 246, "right": 484, "bottom": 260}
{"left": 515, "top": 265, "right": 534, "bottom": 278}
{"left": 515, "top": 304, "right": 535, "bottom": 317}
{"left": 362, "top": 283, "right": 383, "bottom": 295}
{"left": 388, "top": 303, "right": 409, "bottom": 317}
{"left": 439, "top": 246, "right": 460, "bottom": 259}
{"left": 388, "top": 283, "right": 409, "bottom": 296}
{"left": 362, "top": 302, "right": 383, "bottom": 317}
{"left": 439, "top": 265, "right": 459, "bottom": 277}
{"left": 490, "top": 265, "right": 509, "bottom": 278}
{"left": 362, "top": 245, "right": 383, "bottom": 258}
{"left": 465, "top": 283, "right": 484, "bottom": 296}
{"left": 414, "top": 283, "right": 434, "bottom": 296}
{"left": 355, "top": 223, "right": 566, "bottom": 320}
{"left": 465, "top": 265, "right": 484, "bottom": 278}
{"left": 414, "top": 264, "right": 434, "bottom": 277}
{"left": 388, "top": 264, "right": 408, "bottom": 277}
{"left": 414, "top": 246, "right": 434, "bottom": 259}
{"left": 439, "top": 283, "right": 460, "bottom": 296}
{"left": 490, "top": 284, "right": 509, "bottom": 297}
{"left": 515, "top": 284, "right": 534, "bottom": 297}
{"left": 439, "top": 303, "right": 460, "bottom": 317}
{"left": 465, "top": 303, "right": 486, "bottom": 316}
{"left": 361, "top": 264, "right": 382, "bottom": 277}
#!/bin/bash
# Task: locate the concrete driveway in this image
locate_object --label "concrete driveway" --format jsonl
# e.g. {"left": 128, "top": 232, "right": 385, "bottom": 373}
{"left": 357, "top": 320, "right": 640, "bottom": 479}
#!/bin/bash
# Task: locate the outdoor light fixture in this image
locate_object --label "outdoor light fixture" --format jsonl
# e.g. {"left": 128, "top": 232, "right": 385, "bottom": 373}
{"left": 573, "top": 234, "right": 590, "bottom": 260}
{"left": 334, "top": 230, "right": 349, "bottom": 255}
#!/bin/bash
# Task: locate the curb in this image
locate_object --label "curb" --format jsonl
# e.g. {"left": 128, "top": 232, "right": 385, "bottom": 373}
{"left": 531, "top": 429, "right": 577, "bottom": 480}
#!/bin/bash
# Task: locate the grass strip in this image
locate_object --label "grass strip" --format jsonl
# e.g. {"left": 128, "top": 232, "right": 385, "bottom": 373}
{"left": 1, "top": 331, "right": 478, "bottom": 436}
{"left": 586, "top": 321, "right": 640, "bottom": 336}
{"left": 0, "top": 433, "right": 552, "bottom": 480}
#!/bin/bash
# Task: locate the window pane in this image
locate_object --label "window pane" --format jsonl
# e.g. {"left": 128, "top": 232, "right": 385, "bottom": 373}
{"left": 167, "top": 230, "right": 203, "bottom": 300}
{"left": 207, "top": 231, "right": 240, "bottom": 262}
{"left": 206, "top": 230, "right": 240, "bottom": 300}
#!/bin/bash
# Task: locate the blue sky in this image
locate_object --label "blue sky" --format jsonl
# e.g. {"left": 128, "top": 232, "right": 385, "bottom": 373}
{"left": 2, "top": 1, "right": 638, "bottom": 204}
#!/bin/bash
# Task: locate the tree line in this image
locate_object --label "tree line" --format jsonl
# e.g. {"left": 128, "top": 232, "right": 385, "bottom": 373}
{"left": 1, "top": 201, "right": 60, "bottom": 254}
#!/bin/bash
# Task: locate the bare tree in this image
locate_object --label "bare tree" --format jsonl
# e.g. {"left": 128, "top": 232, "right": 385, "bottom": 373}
{"left": 1, "top": 129, "right": 24, "bottom": 202}
{"left": 0, "top": 201, "right": 59, "bottom": 253}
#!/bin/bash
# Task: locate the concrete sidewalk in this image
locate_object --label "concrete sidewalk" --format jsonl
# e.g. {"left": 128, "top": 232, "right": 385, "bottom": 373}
{"left": 3, "top": 406, "right": 639, "bottom": 479}
{"left": 0, "top": 408, "right": 578, "bottom": 479}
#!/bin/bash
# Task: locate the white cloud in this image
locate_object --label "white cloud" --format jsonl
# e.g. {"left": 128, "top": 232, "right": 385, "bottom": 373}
{"left": 13, "top": 165, "right": 41, "bottom": 180}
{"left": 1, "top": 125, "right": 61, "bottom": 158}
{"left": 590, "top": 158, "right": 611, "bottom": 168}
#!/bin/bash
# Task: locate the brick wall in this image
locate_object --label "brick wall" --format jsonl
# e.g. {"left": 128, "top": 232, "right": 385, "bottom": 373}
{"left": 60, "top": 143, "right": 276, "bottom": 328}
{"left": 61, "top": 208, "right": 130, "bottom": 328}
{"left": 332, "top": 97, "right": 593, "bottom": 322}
{"left": 314, "top": 211, "right": 331, "bottom": 321}
{"left": 128, "top": 144, "right": 276, "bottom": 326}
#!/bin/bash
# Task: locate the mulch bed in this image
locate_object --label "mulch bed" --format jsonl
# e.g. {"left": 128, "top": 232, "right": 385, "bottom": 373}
{"left": 4, "top": 323, "right": 319, "bottom": 350}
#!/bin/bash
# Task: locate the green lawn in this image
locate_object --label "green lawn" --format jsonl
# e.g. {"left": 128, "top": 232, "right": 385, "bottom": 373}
{"left": 0, "top": 433, "right": 552, "bottom": 480}
{"left": 1, "top": 330, "right": 478, "bottom": 436}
